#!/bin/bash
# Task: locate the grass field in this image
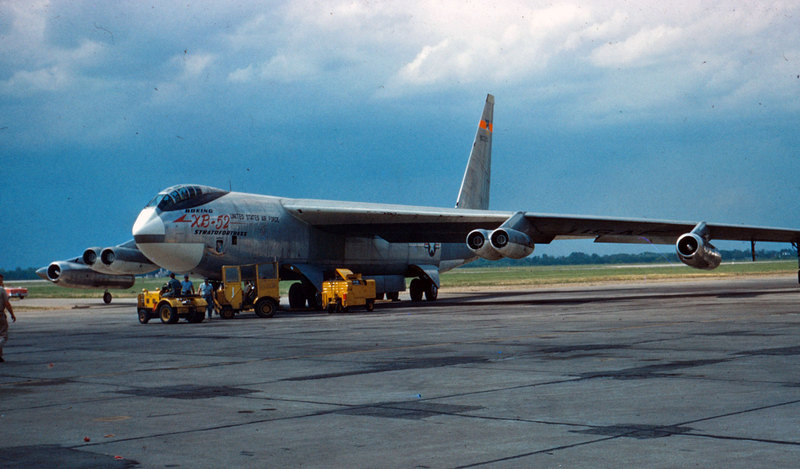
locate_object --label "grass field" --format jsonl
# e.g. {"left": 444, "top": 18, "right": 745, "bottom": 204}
{"left": 7, "top": 260, "right": 798, "bottom": 300}
{"left": 441, "top": 260, "right": 798, "bottom": 289}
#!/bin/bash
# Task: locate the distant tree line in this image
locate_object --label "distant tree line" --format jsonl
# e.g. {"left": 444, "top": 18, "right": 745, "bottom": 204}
{"left": 1, "top": 249, "right": 796, "bottom": 279}
{"left": 462, "top": 249, "right": 797, "bottom": 268}
{"left": 0, "top": 267, "right": 40, "bottom": 280}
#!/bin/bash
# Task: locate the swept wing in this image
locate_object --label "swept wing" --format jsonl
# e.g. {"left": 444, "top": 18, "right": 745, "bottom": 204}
{"left": 283, "top": 199, "right": 800, "bottom": 246}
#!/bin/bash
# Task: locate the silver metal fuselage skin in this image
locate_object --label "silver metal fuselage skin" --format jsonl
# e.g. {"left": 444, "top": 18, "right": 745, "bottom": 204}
{"left": 133, "top": 191, "right": 475, "bottom": 283}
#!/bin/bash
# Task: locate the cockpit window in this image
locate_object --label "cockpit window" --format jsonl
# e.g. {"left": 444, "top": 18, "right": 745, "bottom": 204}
{"left": 146, "top": 185, "right": 229, "bottom": 212}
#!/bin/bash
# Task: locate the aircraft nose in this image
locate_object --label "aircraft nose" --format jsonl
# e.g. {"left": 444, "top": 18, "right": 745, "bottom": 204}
{"left": 132, "top": 207, "right": 166, "bottom": 243}
{"left": 133, "top": 207, "right": 205, "bottom": 273}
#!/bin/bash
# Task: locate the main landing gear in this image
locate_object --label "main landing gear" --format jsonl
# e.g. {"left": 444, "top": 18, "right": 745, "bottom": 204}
{"left": 409, "top": 278, "right": 438, "bottom": 302}
{"left": 288, "top": 282, "right": 321, "bottom": 310}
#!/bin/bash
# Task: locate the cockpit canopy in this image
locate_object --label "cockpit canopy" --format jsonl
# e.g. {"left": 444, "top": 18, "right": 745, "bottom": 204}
{"left": 146, "top": 185, "right": 229, "bottom": 212}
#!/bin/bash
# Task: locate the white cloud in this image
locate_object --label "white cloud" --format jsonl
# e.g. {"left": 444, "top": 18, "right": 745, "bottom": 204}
{"left": 0, "top": 66, "right": 69, "bottom": 95}
{"left": 590, "top": 25, "right": 684, "bottom": 68}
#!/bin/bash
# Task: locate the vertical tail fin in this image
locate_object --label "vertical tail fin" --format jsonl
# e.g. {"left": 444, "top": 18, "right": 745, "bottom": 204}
{"left": 455, "top": 94, "right": 494, "bottom": 210}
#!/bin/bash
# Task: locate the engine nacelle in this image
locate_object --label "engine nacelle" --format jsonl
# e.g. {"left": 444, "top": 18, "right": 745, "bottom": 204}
{"left": 466, "top": 229, "right": 503, "bottom": 260}
{"left": 490, "top": 228, "right": 535, "bottom": 259}
{"left": 100, "top": 246, "right": 158, "bottom": 274}
{"left": 676, "top": 233, "right": 721, "bottom": 270}
{"left": 82, "top": 247, "right": 103, "bottom": 266}
{"left": 41, "top": 261, "right": 135, "bottom": 289}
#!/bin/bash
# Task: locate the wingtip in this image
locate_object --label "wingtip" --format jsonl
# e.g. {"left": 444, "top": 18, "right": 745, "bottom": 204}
{"left": 486, "top": 94, "right": 494, "bottom": 103}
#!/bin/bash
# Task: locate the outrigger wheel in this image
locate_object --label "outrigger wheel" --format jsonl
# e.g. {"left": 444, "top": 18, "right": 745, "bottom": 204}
{"left": 103, "top": 291, "right": 112, "bottom": 304}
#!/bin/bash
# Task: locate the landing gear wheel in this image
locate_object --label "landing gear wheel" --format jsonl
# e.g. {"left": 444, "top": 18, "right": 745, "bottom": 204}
{"left": 158, "top": 303, "right": 178, "bottom": 324}
{"left": 425, "top": 282, "right": 438, "bottom": 301}
{"left": 103, "top": 291, "right": 112, "bottom": 304}
{"left": 410, "top": 279, "right": 424, "bottom": 302}
{"left": 305, "top": 285, "right": 322, "bottom": 310}
{"left": 138, "top": 309, "right": 150, "bottom": 324}
{"left": 220, "top": 306, "right": 235, "bottom": 320}
{"left": 255, "top": 298, "right": 277, "bottom": 318}
{"left": 289, "top": 283, "right": 306, "bottom": 309}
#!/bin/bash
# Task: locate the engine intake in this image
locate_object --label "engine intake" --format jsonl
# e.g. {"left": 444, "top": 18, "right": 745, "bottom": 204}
{"left": 490, "top": 228, "right": 534, "bottom": 259}
{"left": 467, "top": 229, "right": 503, "bottom": 260}
{"left": 82, "top": 247, "right": 102, "bottom": 266}
{"left": 676, "top": 230, "right": 721, "bottom": 270}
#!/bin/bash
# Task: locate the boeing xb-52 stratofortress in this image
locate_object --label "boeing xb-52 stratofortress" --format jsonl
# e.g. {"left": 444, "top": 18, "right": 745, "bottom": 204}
{"left": 39, "top": 95, "right": 800, "bottom": 305}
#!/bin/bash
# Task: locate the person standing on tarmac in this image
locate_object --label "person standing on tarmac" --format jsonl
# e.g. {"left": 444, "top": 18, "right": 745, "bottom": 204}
{"left": 198, "top": 278, "right": 215, "bottom": 319}
{"left": 181, "top": 275, "right": 195, "bottom": 296}
{"left": 0, "top": 274, "right": 17, "bottom": 363}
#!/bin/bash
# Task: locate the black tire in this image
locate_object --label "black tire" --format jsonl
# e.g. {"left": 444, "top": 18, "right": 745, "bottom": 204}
{"left": 138, "top": 309, "right": 150, "bottom": 324}
{"left": 158, "top": 303, "right": 178, "bottom": 324}
{"left": 425, "top": 282, "right": 438, "bottom": 301}
{"left": 103, "top": 292, "right": 112, "bottom": 304}
{"left": 410, "top": 279, "right": 423, "bottom": 302}
{"left": 327, "top": 303, "right": 336, "bottom": 314}
{"left": 387, "top": 291, "right": 399, "bottom": 302}
{"left": 255, "top": 298, "right": 277, "bottom": 318}
{"left": 289, "top": 283, "right": 305, "bottom": 309}
{"left": 305, "top": 286, "right": 322, "bottom": 310}
{"left": 366, "top": 299, "right": 375, "bottom": 312}
{"left": 220, "top": 306, "right": 235, "bottom": 320}
{"left": 188, "top": 311, "right": 204, "bottom": 323}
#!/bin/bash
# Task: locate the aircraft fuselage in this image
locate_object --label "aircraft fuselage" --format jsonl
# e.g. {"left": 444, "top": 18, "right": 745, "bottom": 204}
{"left": 133, "top": 188, "right": 475, "bottom": 292}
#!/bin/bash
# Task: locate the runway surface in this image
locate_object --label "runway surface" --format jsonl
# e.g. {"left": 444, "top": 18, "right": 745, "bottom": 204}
{"left": 1, "top": 277, "right": 800, "bottom": 468}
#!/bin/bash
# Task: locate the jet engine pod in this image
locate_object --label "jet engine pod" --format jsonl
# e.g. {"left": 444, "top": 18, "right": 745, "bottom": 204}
{"left": 82, "top": 247, "right": 102, "bottom": 266}
{"left": 466, "top": 229, "right": 503, "bottom": 260}
{"left": 43, "top": 261, "right": 135, "bottom": 289}
{"left": 490, "top": 228, "right": 535, "bottom": 259}
{"left": 100, "top": 246, "right": 157, "bottom": 274}
{"left": 676, "top": 232, "right": 721, "bottom": 270}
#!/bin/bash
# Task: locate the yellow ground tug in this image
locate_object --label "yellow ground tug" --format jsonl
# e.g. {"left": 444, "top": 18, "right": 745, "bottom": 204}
{"left": 215, "top": 262, "right": 280, "bottom": 319}
{"left": 137, "top": 288, "right": 208, "bottom": 324}
{"left": 322, "top": 268, "right": 376, "bottom": 313}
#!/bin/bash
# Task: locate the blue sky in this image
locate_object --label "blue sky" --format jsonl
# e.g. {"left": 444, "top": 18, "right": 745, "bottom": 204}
{"left": 2, "top": 1, "right": 800, "bottom": 270}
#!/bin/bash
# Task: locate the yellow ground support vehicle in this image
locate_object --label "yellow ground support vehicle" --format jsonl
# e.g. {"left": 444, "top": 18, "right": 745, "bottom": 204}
{"left": 322, "top": 269, "right": 376, "bottom": 313}
{"left": 215, "top": 262, "right": 280, "bottom": 319}
{"left": 137, "top": 288, "right": 208, "bottom": 324}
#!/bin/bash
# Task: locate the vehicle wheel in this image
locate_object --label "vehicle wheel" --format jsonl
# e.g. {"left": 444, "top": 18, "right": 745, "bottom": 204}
{"left": 387, "top": 291, "right": 399, "bottom": 301}
{"left": 425, "top": 281, "right": 438, "bottom": 301}
{"left": 327, "top": 304, "right": 336, "bottom": 314}
{"left": 410, "top": 279, "right": 424, "bottom": 302}
{"left": 188, "top": 311, "right": 204, "bottom": 323}
{"left": 255, "top": 298, "right": 277, "bottom": 318}
{"left": 103, "top": 292, "right": 112, "bottom": 304}
{"left": 289, "top": 283, "right": 306, "bottom": 309}
{"left": 366, "top": 299, "right": 375, "bottom": 312}
{"left": 158, "top": 303, "right": 178, "bottom": 324}
{"left": 220, "top": 306, "right": 235, "bottom": 320}
{"left": 138, "top": 309, "right": 150, "bottom": 324}
{"left": 19, "top": 295, "right": 25, "bottom": 300}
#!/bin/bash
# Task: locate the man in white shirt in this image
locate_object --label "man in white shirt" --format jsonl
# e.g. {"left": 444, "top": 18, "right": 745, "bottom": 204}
{"left": 0, "top": 274, "right": 17, "bottom": 363}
